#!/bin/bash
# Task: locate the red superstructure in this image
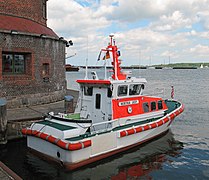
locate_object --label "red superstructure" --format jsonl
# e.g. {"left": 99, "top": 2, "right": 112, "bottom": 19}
{"left": 103, "top": 35, "right": 127, "bottom": 80}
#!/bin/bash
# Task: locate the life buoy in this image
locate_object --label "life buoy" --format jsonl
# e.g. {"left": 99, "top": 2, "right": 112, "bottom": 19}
{"left": 21, "top": 128, "right": 92, "bottom": 151}
{"left": 127, "top": 106, "right": 132, "bottom": 114}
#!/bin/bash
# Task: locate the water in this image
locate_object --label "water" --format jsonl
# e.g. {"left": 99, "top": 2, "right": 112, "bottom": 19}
{"left": 1, "top": 68, "right": 209, "bottom": 179}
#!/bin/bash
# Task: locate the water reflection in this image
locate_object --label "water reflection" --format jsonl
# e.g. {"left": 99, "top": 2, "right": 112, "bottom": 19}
{"left": 21, "top": 130, "right": 183, "bottom": 179}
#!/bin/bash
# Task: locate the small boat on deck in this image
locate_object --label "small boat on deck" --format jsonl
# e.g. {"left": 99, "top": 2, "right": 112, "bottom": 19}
{"left": 22, "top": 35, "right": 184, "bottom": 170}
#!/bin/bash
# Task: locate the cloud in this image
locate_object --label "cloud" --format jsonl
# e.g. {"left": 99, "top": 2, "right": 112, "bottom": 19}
{"left": 47, "top": 0, "right": 209, "bottom": 65}
{"left": 190, "top": 44, "right": 209, "bottom": 55}
{"left": 48, "top": 0, "right": 110, "bottom": 38}
{"left": 150, "top": 11, "right": 193, "bottom": 31}
{"left": 197, "top": 11, "right": 209, "bottom": 30}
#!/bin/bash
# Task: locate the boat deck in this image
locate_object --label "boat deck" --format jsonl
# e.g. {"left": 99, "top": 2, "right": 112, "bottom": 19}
{"left": 165, "top": 100, "right": 181, "bottom": 114}
{"left": 66, "top": 100, "right": 181, "bottom": 142}
{"left": 37, "top": 120, "right": 76, "bottom": 131}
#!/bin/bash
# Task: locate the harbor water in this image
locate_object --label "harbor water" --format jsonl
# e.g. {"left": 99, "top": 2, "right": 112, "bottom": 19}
{"left": 0, "top": 68, "right": 209, "bottom": 179}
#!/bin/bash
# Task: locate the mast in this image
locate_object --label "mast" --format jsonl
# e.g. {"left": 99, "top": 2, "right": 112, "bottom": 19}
{"left": 107, "top": 35, "right": 126, "bottom": 80}
{"left": 84, "top": 36, "right": 89, "bottom": 79}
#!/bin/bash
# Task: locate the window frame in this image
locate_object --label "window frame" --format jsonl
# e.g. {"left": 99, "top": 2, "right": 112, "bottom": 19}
{"left": 151, "top": 101, "right": 157, "bottom": 111}
{"left": 129, "top": 84, "right": 141, "bottom": 96}
{"left": 84, "top": 86, "right": 93, "bottom": 96}
{"left": 143, "top": 102, "right": 149, "bottom": 113}
{"left": 158, "top": 100, "right": 163, "bottom": 110}
{"left": 42, "top": 63, "right": 50, "bottom": 77}
{"left": 2, "top": 52, "right": 27, "bottom": 75}
{"left": 117, "top": 85, "right": 128, "bottom": 97}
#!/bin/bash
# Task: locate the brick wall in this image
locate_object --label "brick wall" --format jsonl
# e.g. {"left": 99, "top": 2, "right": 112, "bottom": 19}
{"left": 0, "top": 32, "right": 67, "bottom": 108}
{"left": 0, "top": 0, "right": 47, "bottom": 26}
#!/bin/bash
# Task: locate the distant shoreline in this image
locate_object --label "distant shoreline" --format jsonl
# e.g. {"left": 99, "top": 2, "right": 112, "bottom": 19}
{"left": 77, "top": 63, "right": 209, "bottom": 70}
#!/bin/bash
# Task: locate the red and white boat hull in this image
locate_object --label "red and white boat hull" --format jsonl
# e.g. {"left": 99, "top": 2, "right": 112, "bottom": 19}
{"left": 23, "top": 102, "right": 184, "bottom": 170}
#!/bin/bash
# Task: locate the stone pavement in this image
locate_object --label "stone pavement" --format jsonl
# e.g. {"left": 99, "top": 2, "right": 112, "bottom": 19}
{"left": 7, "top": 89, "right": 79, "bottom": 122}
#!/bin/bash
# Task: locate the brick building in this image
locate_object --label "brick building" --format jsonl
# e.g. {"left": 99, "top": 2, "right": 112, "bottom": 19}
{"left": 0, "top": 0, "right": 67, "bottom": 108}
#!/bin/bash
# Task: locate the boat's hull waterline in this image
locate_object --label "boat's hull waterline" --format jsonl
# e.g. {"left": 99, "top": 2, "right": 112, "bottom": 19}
{"left": 22, "top": 100, "right": 184, "bottom": 170}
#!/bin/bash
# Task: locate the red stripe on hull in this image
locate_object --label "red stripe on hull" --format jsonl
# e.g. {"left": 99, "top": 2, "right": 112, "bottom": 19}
{"left": 157, "top": 120, "right": 163, "bottom": 127}
{"left": 135, "top": 127, "right": 143, "bottom": 133}
{"left": 127, "top": 129, "right": 135, "bottom": 135}
{"left": 150, "top": 123, "right": 157, "bottom": 129}
{"left": 163, "top": 117, "right": 169, "bottom": 123}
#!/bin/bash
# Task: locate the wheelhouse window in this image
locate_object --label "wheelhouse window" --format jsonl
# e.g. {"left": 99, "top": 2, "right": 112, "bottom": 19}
{"left": 158, "top": 100, "right": 163, "bottom": 110}
{"left": 129, "top": 84, "right": 141, "bottom": 95}
{"left": 2, "top": 53, "right": 28, "bottom": 75}
{"left": 118, "top": 85, "right": 128, "bottom": 96}
{"left": 84, "top": 86, "right": 93, "bottom": 96}
{"left": 143, "top": 102, "right": 149, "bottom": 112}
{"left": 95, "top": 94, "right": 101, "bottom": 109}
{"left": 151, "top": 102, "right": 156, "bottom": 111}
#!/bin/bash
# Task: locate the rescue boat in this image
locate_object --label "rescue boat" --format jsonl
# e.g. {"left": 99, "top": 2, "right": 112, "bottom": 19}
{"left": 22, "top": 35, "right": 184, "bottom": 170}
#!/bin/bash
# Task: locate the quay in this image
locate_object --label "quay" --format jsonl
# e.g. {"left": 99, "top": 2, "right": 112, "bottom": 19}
{"left": 0, "top": 89, "right": 79, "bottom": 142}
{"left": 0, "top": 161, "right": 22, "bottom": 180}
{"left": 6, "top": 89, "right": 79, "bottom": 141}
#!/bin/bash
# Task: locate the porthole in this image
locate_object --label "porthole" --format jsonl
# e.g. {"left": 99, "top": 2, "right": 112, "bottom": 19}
{"left": 57, "top": 151, "right": 61, "bottom": 158}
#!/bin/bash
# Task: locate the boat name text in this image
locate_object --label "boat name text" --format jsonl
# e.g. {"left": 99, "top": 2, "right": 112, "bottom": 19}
{"left": 119, "top": 100, "right": 139, "bottom": 106}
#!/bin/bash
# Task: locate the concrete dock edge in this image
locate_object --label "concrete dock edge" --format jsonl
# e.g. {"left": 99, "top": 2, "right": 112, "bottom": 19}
{"left": 0, "top": 161, "right": 22, "bottom": 180}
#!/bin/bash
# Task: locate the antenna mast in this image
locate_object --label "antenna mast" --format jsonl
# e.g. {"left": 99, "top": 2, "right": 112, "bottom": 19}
{"left": 84, "top": 36, "right": 89, "bottom": 79}
{"left": 107, "top": 35, "right": 126, "bottom": 80}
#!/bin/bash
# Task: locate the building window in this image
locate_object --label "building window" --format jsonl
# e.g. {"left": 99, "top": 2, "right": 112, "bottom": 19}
{"left": 42, "top": 63, "right": 49, "bottom": 76}
{"left": 118, "top": 85, "right": 128, "bottom": 96}
{"left": 151, "top": 102, "right": 156, "bottom": 111}
{"left": 2, "top": 53, "right": 28, "bottom": 75}
{"left": 95, "top": 94, "right": 101, "bottom": 109}
{"left": 143, "top": 102, "right": 149, "bottom": 113}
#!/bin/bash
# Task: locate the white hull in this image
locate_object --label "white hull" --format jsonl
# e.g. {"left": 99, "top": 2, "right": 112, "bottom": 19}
{"left": 26, "top": 103, "right": 183, "bottom": 170}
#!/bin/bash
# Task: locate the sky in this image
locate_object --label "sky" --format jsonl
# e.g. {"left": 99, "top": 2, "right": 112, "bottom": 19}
{"left": 48, "top": 0, "right": 209, "bottom": 66}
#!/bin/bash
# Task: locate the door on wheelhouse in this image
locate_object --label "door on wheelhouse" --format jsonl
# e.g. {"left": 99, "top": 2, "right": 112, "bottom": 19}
{"left": 92, "top": 87, "right": 109, "bottom": 125}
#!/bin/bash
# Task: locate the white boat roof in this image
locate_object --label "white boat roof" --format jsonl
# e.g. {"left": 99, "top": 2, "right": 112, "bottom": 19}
{"left": 77, "top": 77, "right": 147, "bottom": 86}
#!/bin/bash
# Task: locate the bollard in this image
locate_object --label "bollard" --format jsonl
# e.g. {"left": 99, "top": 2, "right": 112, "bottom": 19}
{"left": 64, "top": 96, "right": 74, "bottom": 113}
{"left": 0, "top": 98, "right": 7, "bottom": 144}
